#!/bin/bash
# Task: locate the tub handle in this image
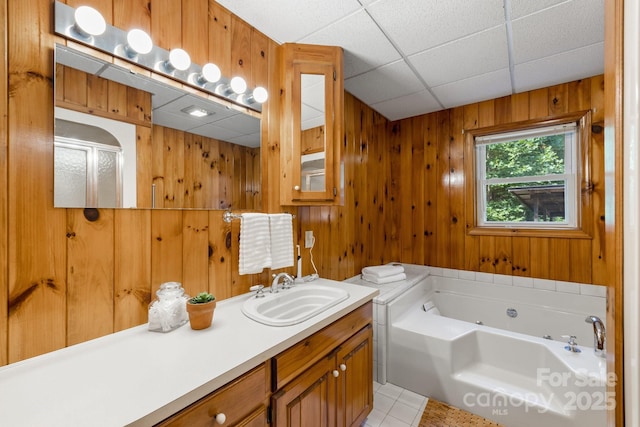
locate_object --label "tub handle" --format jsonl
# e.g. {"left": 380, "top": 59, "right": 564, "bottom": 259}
{"left": 339, "top": 363, "right": 347, "bottom": 371}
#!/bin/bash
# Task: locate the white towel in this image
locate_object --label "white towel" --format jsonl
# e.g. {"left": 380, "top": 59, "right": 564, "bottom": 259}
{"left": 362, "top": 264, "right": 405, "bottom": 278}
{"left": 239, "top": 213, "right": 272, "bottom": 275}
{"left": 269, "top": 213, "right": 294, "bottom": 270}
{"left": 362, "top": 272, "right": 407, "bottom": 284}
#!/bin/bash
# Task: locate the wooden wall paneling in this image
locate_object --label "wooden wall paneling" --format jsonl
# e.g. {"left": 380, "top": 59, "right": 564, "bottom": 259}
{"left": 65, "top": 0, "right": 112, "bottom": 21}
{"left": 63, "top": 67, "right": 87, "bottom": 106}
{"left": 251, "top": 147, "right": 261, "bottom": 209}
{"left": 66, "top": 209, "right": 114, "bottom": 346}
{"left": 163, "top": 128, "right": 185, "bottom": 208}
{"left": 548, "top": 239, "right": 571, "bottom": 282}
{"left": 569, "top": 239, "right": 592, "bottom": 284}
{"left": 424, "top": 113, "right": 438, "bottom": 267}
{"left": 410, "top": 116, "right": 425, "bottom": 265}
{"left": 126, "top": 85, "right": 151, "bottom": 124}
{"left": 529, "top": 238, "right": 550, "bottom": 279}
{"left": 373, "top": 115, "right": 389, "bottom": 265}
{"left": 511, "top": 237, "right": 531, "bottom": 277}
{"left": 182, "top": 133, "right": 196, "bottom": 208}
{"left": 511, "top": 92, "right": 530, "bottom": 122}
{"left": 151, "top": 125, "right": 165, "bottom": 208}
{"left": 219, "top": 141, "right": 233, "bottom": 209}
{"left": 462, "top": 104, "right": 479, "bottom": 272}
{"left": 260, "top": 39, "right": 280, "bottom": 213}
{"left": 113, "top": 0, "right": 151, "bottom": 32}
{"left": 435, "top": 110, "right": 451, "bottom": 268}
{"left": 208, "top": 0, "right": 232, "bottom": 80}
{"left": 232, "top": 144, "right": 244, "bottom": 208}
{"left": 114, "top": 209, "right": 151, "bottom": 332}
{"left": 86, "top": 73, "right": 109, "bottom": 112}
{"left": 136, "top": 126, "right": 152, "bottom": 208}
{"left": 548, "top": 83, "right": 569, "bottom": 116}
{"left": 230, "top": 15, "right": 252, "bottom": 87}
{"left": 493, "top": 96, "right": 511, "bottom": 125}
{"left": 108, "top": 79, "right": 128, "bottom": 119}
{"left": 150, "top": 0, "right": 182, "bottom": 49}
{"left": 494, "top": 236, "right": 512, "bottom": 276}
{"left": 0, "top": 0, "right": 7, "bottom": 366}
{"left": 151, "top": 210, "right": 184, "bottom": 289}
{"left": 182, "top": 210, "right": 210, "bottom": 297}
{"left": 392, "top": 120, "right": 408, "bottom": 263}
{"left": 181, "top": 0, "right": 209, "bottom": 65}
{"left": 208, "top": 211, "right": 232, "bottom": 300}
{"left": 590, "top": 77, "right": 607, "bottom": 285}
{"left": 449, "top": 107, "right": 465, "bottom": 269}
{"left": 8, "top": 0, "right": 67, "bottom": 363}
{"left": 206, "top": 137, "right": 221, "bottom": 209}
{"left": 476, "top": 100, "right": 495, "bottom": 273}
{"left": 251, "top": 29, "right": 269, "bottom": 89}
{"left": 529, "top": 88, "right": 549, "bottom": 119}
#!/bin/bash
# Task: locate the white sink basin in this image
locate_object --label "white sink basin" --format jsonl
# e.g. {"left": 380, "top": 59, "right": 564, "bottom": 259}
{"left": 241, "top": 284, "right": 350, "bottom": 326}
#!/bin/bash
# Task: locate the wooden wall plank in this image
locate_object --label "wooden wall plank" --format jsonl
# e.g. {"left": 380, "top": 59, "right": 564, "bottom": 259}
{"left": 462, "top": 104, "right": 479, "bottom": 272}
{"left": 151, "top": 210, "right": 183, "bottom": 289}
{"left": 114, "top": 209, "right": 151, "bottom": 332}
{"left": 113, "top": 0, "right": 151, "bottom": 32}
{"left": 435, "top": 111, "right": 451, "bottom": 268}
{"left": 0, "top": 0, "right": 7, "bottom": 365}
{"left": 7, "top": 0, "right": 67, "bottom": 363}
{"left": 230, "top": 15, "right": 252, "bottom": 87}
{"left": 424, "top": 113, "right": 438, "bottom": 267}
{"left": 182, "top": 210, "right": 210, "bottom": 297}
{"left": 449, "top": 107, "right": 465, "bottom": 269}
{"left": 181, "top": 0, "right": 209, "bottom": 65}
{"left": 208, "top": 0, "right": 232, "bottom": 79}
{"left": 66, "top": 209, "right": 114, "bottom": 345}
{"left": 208, "top": 211, "right": 232, "bottom": 300}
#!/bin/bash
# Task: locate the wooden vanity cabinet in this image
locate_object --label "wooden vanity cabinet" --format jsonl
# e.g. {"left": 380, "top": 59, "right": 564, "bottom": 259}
{"left": 271, "top": 302, "right": 373, "bottom": 427}
{"left": 156, "top": 363, "right": 270, "bottom": 427}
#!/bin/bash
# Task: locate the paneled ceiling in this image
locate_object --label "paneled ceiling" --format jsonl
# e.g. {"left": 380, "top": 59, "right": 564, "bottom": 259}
{"left": 215, "top": 0, "right": 604, "bottom": 121}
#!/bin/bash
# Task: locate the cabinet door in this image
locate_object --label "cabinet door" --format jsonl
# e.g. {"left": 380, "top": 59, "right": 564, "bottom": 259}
{"left": 336, "top": 325, "right": 373, "bottom": 427}
{"left": 272, "top": 354, "right": 337, "bottom": 427}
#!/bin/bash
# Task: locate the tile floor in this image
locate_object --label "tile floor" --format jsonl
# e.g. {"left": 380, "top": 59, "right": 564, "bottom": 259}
{"left": 363, "top": 381, "right": 429, "bottom": 427}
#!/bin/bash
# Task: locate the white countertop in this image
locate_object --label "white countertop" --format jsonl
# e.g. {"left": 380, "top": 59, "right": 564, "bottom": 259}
{"left": 0, "top": 279, "right": 378, "bottom": 427}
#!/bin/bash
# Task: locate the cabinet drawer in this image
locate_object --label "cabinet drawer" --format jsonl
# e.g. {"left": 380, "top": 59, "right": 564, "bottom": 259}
{"left": 157, "top": 363, "right": 268, "bottom": 427}
{"left": 272, "top": 301, "right": 372, "bottom": 390}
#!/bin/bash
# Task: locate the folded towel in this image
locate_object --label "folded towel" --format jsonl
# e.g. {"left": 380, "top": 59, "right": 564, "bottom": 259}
{"left": 269, "top": 213, "right": 294, "bottom": 270}
{"left": 362, "top": 272, "right": 407, "bottom": 284}
{"left": 239, "top": 213, "right": 272, "bottom": 275}
{"left": 362, "top": 264, "right": 405, "bottom": 278}
{"left": 422, "top": 301, "right": 441, "bottom": 316}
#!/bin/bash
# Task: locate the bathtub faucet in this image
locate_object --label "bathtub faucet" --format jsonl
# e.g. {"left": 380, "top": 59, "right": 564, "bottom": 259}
{"left": 585, "top": 315, "right": 606, "bottom": 357}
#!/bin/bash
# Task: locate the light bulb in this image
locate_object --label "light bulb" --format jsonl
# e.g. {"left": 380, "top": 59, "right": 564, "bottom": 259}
{"left": 74, "top": 6, "right": 106, "bottom": 37}
{"left": 230, "top": 76, "right": 247, "bottom": 95}
{"left": 126, "top": 29, "right": 153, "bottom": 55}
{"left": 201, "top": 63, "right": 221, "bottom": 83}
{"left": 252, "top": 86, "right": 268, "bottom": 103}
{"left": 168, "top": 48, "right": 191, "bottom": 71}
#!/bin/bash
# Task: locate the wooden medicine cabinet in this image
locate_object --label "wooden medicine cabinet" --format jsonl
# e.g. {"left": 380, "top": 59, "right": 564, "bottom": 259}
{"left": 279, "top": 43, "right": 344, "bottom": 205}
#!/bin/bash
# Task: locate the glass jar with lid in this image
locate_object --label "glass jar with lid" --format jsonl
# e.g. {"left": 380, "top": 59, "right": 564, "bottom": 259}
{"left": 148, "top": 281, "right": 189, "bottom": 332}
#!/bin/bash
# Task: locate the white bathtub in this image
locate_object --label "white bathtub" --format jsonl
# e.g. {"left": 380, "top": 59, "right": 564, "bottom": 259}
{"left": 387, "top": 276, "right": 609, "bottom": 427}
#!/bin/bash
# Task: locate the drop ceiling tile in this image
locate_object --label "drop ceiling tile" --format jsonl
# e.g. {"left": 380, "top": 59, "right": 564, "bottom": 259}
{"left": 344, "top": 60, "right": 425, "bottom": 106}
{"left": 215, "top": 0, "right": 362, "bottom": 43}
{"left": 511, "top": 0, "right": 604, "bottom": 64}
{"left": 509, "top": 0, "right": 565, "bottom": 19}
{"left": 513, "top": 43, "right": 604, "bottom": 92}
{"left": 367, "top": 0, "right": 504, "bottom": 56}
{"left": 299, "top": 9, "right": 401, "bottom": 78}
{"left": 410, "top": 26, "right": 508, "bottom": 88}
{"left": 370, "top": 90, "right": 442, "bottom": 121}
{"left": 227, "top": 133, "right": 261, "bottom": 148}
{"left": 432, "top": 68, "right": 512, "bottom": 109}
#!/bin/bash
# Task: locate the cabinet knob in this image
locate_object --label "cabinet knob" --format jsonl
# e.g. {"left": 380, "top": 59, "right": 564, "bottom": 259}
{"left": 340, "top": 363, "right": 347, "bottom": 371}
{"left": 214, "top": 413, "right": 227, "bottom": 424}
{"left": 332, "top": 370, "right": 340, "bottom": 378}
{"left": 294, "top": 185, "right": 300, "bottom": 191}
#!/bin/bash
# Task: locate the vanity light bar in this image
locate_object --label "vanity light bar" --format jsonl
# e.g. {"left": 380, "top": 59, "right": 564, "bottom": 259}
{"left": 53, "top": 1, "right": 266, "bottom": 113}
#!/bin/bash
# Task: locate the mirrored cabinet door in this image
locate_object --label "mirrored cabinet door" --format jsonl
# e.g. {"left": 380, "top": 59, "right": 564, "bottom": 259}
{"left": 280, "top": 43, "right": 343, "bottom": 205}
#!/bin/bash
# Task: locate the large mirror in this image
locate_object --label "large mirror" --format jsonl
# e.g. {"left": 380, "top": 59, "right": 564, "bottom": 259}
{"left": 300, "top": 73, "right": 326, "bottom": 193}
{"left": 54, "top": 44, "right": 261, "bottom": 210}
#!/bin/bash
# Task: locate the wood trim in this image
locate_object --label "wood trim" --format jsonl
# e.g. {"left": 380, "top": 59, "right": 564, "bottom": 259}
{"left": 604, "top": 0, "right": 625, "bottom": 424}
{"left": 0, "top": 0, "right": 7, "bottom": 366}
{"left": 464, "top": 111, "right": 594, "bottom": 240}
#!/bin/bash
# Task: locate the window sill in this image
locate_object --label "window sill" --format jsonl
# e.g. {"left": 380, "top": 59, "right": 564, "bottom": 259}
{"left": 467, "top": 227, "right": 592, "bottom": 239}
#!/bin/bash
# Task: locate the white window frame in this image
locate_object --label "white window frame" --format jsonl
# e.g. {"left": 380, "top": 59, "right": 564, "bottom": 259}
{"left": 475, "top": 122, "right": 580, "bottom": 229}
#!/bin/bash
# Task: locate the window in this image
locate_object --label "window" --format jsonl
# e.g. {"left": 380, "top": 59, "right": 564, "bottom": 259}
{"left": 465, "top": 112, "right": 592, "bottom": 237}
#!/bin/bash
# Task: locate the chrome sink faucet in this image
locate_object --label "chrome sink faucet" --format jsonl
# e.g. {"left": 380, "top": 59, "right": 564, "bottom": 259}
{"left": 271, "top": 272, "right": 294, "bottom": 293}
{"left": 585, "top": 315, "right": 606, "bottom": 357}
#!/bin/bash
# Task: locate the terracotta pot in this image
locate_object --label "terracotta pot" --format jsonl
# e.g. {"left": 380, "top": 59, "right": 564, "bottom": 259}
{"left": 186, "top": 300, "right": 216, "bottom": 330}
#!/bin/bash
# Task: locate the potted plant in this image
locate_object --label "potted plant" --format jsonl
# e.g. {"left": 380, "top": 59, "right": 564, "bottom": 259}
{"left": 186, "top": 292, "right": 216, "bottom": 330}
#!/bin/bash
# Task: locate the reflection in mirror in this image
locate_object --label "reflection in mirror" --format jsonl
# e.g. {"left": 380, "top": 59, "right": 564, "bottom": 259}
{"left": 54, "top": 44, "right": 262, "bottom": 210}
{"left": 300, "top": 74, "right": 325, "bottom": 192}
